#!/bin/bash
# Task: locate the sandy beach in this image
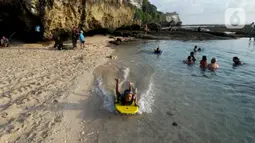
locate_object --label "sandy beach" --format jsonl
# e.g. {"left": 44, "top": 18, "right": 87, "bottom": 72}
{"left": 0, "top": 36, "right": 115, "bottom": 143}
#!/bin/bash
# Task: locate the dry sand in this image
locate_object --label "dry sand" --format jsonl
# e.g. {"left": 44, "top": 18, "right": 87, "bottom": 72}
{"left": 0, "top": 36, "right": 115, "bottom": 143}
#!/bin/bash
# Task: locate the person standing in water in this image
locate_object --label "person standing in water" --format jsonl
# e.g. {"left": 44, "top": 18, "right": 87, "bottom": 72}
{"left": 115, "top": 79, "right": 138, "bottom": 106}
{"left": 190, "top": 52, "right": 196, "bottom": 62}
{"left": 200, "top": 56, "right": 207, "bottom": 69}
{"left": 250, "top": 22, "right": 254, "bottom": 41}
{"left": 208, "top": 58, "right": 219, "bottom": 71}
{"left": 79, "top": 30, "right": 85, "bottom": 48}
{"left": 194, "top": 45, "right": 198, "bottom": 52}
{"left": 183, "top": 56, "right": 194, "bottom": 65}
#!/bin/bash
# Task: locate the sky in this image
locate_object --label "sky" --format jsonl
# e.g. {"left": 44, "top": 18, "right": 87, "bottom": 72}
{"left": 149, "top": 0, "right": 255, "bottom": 24}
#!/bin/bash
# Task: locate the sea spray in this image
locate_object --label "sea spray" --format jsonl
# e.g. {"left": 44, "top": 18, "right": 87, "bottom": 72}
{"left": 138, "top": 75, "right": 155, "bottom": 114}
{"left": 120, "top": 67, "right": 130, "bottom": 86}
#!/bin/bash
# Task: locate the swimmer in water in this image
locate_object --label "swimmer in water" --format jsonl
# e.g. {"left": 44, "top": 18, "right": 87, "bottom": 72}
{"left": 190, "top": 52, "right": 196, "bottom": 62}
{"left": 233, "top": 56, "right": 243, "bottom": 66}
{"left": 155, "top": 46, "right": 161, "bottom": 52}
{"left": 207, "top": 58, "right": 219, "bottom": 71}
{"left": 194, "top": 45, "right": 198, "bottom": 52}
{"left": 200, "top": 56, "right": 207, "bottom": 69}
{"left": 183, "top": 56, "right": 194, "bottom": 65}
{"left": 198, "top": 48, "right": 202, "bottom": 52}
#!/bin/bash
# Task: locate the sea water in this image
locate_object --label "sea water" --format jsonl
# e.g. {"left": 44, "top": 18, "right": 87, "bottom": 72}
{"left": 84, "top": 38, "right": 255, "bottom": 143}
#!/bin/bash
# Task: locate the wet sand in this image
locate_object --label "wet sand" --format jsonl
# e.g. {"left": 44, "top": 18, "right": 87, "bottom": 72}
{"left": 0, "top": 36, "right": 114, "bottom": 143}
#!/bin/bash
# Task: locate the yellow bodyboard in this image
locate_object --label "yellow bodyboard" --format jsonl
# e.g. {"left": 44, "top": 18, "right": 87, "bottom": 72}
{"left": 115, "top": 98, "right": 139, "bottom": 114}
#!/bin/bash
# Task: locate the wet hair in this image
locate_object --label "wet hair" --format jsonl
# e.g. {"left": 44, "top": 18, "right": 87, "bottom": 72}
{"left": 188, "top": 56, "right": 192, "bottom": 61}
{"left": 202, "top": 56, "right": 207, "bottom": 61}
{"left": 211, "top": 58, "right": 216, "bottom": 64}
{"left": 198, "top": 48, "right": 201, "bottom": 51}
{"left": 190, "top": 52, "right": 195, "bottom": 56}
{"left": 233, "top": 56, "right": 239, "bottom": 61}
{"left": 194, "top": 45, "right": 197, "bottom": 49}
{"left": 124, "top": 89, "right": 132, "bottom": 96}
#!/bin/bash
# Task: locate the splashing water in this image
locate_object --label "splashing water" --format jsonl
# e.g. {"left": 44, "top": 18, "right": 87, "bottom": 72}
{"left": 120, "top": 67, "right": 130, "bottom": 86}
{"left": 138, "top": 75, "right": 155, "bottom": 114}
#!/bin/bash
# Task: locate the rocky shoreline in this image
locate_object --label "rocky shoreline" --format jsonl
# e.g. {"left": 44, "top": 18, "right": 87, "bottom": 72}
{"left": 107, "top": 29, "right": 239, "bottom": 45}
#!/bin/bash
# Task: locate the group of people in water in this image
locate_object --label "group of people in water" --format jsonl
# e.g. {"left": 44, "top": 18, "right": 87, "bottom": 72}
{"left": 184, "top": 45, "right": 243, "bottom": 71}
{"left": 115, "top": 44, "right": 245, "bottom": 106}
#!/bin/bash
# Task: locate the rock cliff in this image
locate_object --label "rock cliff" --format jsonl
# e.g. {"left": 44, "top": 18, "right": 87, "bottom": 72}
{"left": 0, "top": 0, "right": 141, "bottom": 39}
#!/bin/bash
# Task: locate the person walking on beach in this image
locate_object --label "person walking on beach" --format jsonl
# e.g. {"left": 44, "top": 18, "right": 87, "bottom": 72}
{"left": 72, "top": 27, "right": 79, "bottom": 48}
{"left": 79, "top": 30, "right": 85, "bottom": 48}
{"left": 249, "top": 22, "right": 254, "bottom": 41}
{"left": 208, "top": 58, "right": 219, "bottom": 71}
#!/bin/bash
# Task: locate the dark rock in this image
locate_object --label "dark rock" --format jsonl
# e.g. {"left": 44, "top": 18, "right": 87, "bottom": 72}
{"left": 172, "top": 122, "right": 178, "bottom": 126}
{"left": 53, "top": 99, "right": 58, "bottom": 103}
{"left": 130, "top": 24, "right": 141, "bottom": 31}
{"left": 147, "top": 23, "right": 161, "bottom": 32}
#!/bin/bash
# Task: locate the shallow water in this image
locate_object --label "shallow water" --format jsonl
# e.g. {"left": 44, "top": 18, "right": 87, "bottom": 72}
{"left": 84, "top": 39, "right": 255, "bottom": 143}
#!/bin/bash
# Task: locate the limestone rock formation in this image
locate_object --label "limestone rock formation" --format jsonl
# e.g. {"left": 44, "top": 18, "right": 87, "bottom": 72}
{"left": 0, "top": 0, "right": 141, "bottom": 39}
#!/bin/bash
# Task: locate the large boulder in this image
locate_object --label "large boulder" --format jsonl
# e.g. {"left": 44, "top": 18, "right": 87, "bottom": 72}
{"left": 147, "top": 23, "right": 161, "bottom": 32}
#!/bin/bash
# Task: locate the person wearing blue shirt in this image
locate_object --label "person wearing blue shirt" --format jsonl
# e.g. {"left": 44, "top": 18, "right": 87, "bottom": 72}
{"left": 35, "top": 25, "right": 41, "bottom": 32}
{"left": 79, "top": 30, "right": 85, "bottom": 48}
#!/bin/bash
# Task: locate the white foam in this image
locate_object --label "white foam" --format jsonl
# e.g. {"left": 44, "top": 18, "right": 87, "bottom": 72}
{"left": 137, "top": 76, "right": 155, "bottom": 114}
{"left": 120, "top": 67, "right": 130, "bottom": 86}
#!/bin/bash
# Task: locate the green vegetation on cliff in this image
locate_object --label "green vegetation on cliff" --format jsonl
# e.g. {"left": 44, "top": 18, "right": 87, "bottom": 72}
{"left": 134, "top": 0, "right": 166, "bottom": 24}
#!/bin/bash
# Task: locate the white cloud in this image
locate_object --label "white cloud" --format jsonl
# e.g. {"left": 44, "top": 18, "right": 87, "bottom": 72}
{"left": 150, "top": 0, "right": 255, "bottom": 24}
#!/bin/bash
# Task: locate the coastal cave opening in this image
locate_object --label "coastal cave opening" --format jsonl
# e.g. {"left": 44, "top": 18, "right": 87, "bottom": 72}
{"left": 0, "top": 4, "right": 44, "bottom": 43}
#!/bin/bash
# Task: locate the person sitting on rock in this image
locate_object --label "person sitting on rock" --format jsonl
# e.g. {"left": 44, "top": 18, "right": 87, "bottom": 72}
{"left": 0, "top": 36, "right": 9, "bottom": 47}
{"left": 208, "top": 58, "right": 219, "bottom": 71}
{"left": 233, "top": 56, "right": 243, "bottom": 66}
{"left": 115, "top": 79, "right": 138, "bottom": 106}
